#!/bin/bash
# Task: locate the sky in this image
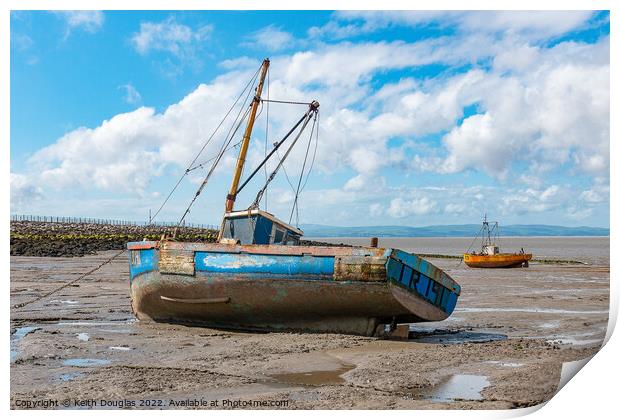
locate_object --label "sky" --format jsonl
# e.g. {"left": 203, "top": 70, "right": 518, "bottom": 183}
{"left": 9, "top": 10, "right": 610, "bottom": 228}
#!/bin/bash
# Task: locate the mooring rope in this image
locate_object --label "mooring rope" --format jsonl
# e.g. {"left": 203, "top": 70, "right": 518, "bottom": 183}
{"left": 11, "top": 249, "right": 127, "bottom": 310}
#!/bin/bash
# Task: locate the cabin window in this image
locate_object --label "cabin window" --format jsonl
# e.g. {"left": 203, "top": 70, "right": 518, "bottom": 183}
{"left": 131, "top": 251, "right": 141, "bottom": 266}
{"left": 273, "top": 228, "right": 285, "bottom": 244}
{"left": 286, "top": 235, "right": 300, "bottom": 245}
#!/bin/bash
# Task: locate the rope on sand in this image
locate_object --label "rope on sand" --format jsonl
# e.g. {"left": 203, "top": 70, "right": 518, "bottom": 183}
{"left": 11, "top": 249, "right": 127, "bottom": 310}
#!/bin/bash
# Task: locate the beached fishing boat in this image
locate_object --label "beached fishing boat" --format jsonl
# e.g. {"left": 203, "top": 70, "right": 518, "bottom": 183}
{"left": 127, "top": 59, "right": 461, "bottom": 336}
{"left": 463, "top": 216, "right": 532, "bottom": 268}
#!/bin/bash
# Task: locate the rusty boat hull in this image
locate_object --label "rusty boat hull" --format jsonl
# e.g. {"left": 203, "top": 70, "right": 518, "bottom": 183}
{"left": 463, "top": 253, "right": 532, "bottom": 268}
{"left": 128, "top": 241, "right": 461, "bottom": 336}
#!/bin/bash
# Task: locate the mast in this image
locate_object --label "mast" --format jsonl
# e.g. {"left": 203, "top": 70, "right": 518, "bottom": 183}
{"left": 482, "top": 213, "right": 491, "bottom": 247}
{"left": 224, "top": 58, "right": 270, "bottom": 213}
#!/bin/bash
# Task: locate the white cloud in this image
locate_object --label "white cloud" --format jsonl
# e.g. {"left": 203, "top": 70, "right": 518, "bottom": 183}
{"left": 517, "top": 175, "right": 543, "bottom": 188}
{"left": 343, "top": 174, "right": 386, "bottom": 193}
{"left": 318, "top": 11, "right": 595, "bottom": 42}
{"left": 11, "top": 173, "right": 43, "bottom": 209}
{"left": 387, "top": 197, "right": 437, "bottom": 218}
{"left": 441, "top": 113, "right": 512, "bottom": 177}
{"left": 343, "top": 174, "right": 366, "bottom": 191}
{"left": 219, "top": 56, "right": 260, "bottom": 70}
{"left": 119, "top": 83, "right": 142, "bottom": 104}
{"left": 23, "top": 34, "right": 609, "bottom": 195}
{"left": 11, "top": 33, "right": 39, "bottom": 65}
{"left": 53, "top": 11, "right": 104, "bottom": 38}
{"left": 275, "top": 38, "right": 494, "bottom": 89}
{"left": 244, "top": 25, "right": 294, "bottom": 51}
{"left": 454, "top": 11, "right": 595, "bottom": 39}
{"left": 499, "top": 185, "right": 570, "bottom": 215}
{"left": 26, "top": 73, "right": 258, "bottom": 194}
{"left": 369, "top": 203, "right": 384, "bottom": 218}
{"left": 567, "top": 206, "right": 593, "bottom": 220}
{"left": 580, "top": 185, "right": 609, "bottom": 204}
{"left": 16, "top": 15, "right": 609, "bottom": 226}
{"left": 445, "top": 203, "right": 467, "bottom": 215}
{"left": 11, "top": 33, "right": 33, "bottom": 51}
{"left": 438, "top": 38, "right": 609, "bottom": 178}
{"left": 131, "top": 17, "right": 212, "bottom": 56}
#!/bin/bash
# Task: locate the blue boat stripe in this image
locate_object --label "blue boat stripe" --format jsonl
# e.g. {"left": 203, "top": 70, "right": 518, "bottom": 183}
{"left": 129, "top": 249, "right": 157, "bottom": 281}
{"left": 195, "top": 251, "right": 335, "bottom": 275}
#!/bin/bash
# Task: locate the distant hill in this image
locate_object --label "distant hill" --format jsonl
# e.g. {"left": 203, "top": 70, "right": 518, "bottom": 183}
{"left": 300, "top": 224, "right": 609, "bottom": 238}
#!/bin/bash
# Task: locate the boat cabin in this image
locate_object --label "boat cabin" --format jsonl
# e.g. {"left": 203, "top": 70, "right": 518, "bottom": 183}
{"left": 220, "top": 209, "right": 303, "bottom": 245}
{"left": 483, "top": 244, "right": 500, "bottom": 255}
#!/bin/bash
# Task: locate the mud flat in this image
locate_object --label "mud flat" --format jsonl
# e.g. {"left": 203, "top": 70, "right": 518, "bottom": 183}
{"left": 10, "top": 237, "right": 609, "bottom": 410}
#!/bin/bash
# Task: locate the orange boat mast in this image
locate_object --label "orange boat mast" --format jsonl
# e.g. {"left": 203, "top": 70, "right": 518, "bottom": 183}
{"left": 224, "top": 58, "right": 270, "bottom": 213}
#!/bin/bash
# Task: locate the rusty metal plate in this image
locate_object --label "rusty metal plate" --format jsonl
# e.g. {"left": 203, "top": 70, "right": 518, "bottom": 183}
{"left": 334, "top": 255, "right": 387, "bottom": 282}
{"left": 159, "top": 248, "right": 195, "bottom": 276}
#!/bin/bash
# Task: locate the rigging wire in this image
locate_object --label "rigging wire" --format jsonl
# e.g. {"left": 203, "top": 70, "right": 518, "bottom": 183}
{"left": 185, "top": 138, "right": 244, "bottom": 174}
{"left": 457, "top": 224, "right": 484, "bottom": 267}
{"left": 289, "top": 112, "right": 317, "bottom": 226}
{"left": 149, "top": 66, "right": 260, "bottom": 223}
{"left": 250, "top": 110, "right": 316, "bottom": 209}
{"left": 465, "top": 225, "right": 484, "bottom": 254}
{"left": 299, "top": 110, "right": 319, "bottom": 195}
{"left": 175, "top": 103, "right": 252, "bottom": 229}
{"left": 264, "top": 68, "right": 270, "bottom": 210}
{"left": 235, "top": 107, "right": 315, "bottom": 198}
{"left": 275, "top": 149, "right": 298, "bottom": 193}
{"left": 186, "top": 72, "right": 259, "bottom": 173}
{"left": 274, "top": 111, "right": 319, "bottom": 225}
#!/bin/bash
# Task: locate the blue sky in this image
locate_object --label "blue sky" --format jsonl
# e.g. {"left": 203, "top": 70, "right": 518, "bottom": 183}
{"left": 10, "top": 10, "right": 610, "bottom": 227}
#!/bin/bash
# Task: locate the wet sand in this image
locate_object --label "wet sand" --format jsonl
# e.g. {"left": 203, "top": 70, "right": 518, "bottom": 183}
{"left": 10, "top": 238, "right": 609, "bottom": 409}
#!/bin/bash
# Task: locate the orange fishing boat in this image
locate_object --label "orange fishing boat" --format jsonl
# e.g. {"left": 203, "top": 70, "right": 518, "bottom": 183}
{"left": 463, "top": 216, "right": 532, "bottom": 268}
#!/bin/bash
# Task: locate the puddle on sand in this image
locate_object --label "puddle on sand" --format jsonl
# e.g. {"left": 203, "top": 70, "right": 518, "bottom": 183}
{"left": 99, "top": 329, "right": 132, "bottom": 334}
{"left": 416, "top": 374, "right": 490, "bottom": 402}
{"left": 108, "top": 346, "right": 132, "bottom": 351}
{"left": 57, "top": 319, "right": 136, "bottom": 327}
{"left": 12, "top": 326, "right": 40, "bottom": 341}
{"left": 59, "top": 372, "right": 84, "bottom": 382}
{"left": 539, "top": 321, "right": 561, "bottom": 329}
{"left": 63, "top": 358, "right": 111, "bottom": 367}
{"left": 56, "top": 320, "right": 136, "bottom": 335}
{"left": 456, "top": 307, "right": 608, "bottom": 315}
{"left": 408, "top": 328, "right": 507, "bottom": 344}
{"left": 11, "top": 326, "right": 40, "bottom": 362}
{"left": 76, "top": 333, "right": 90, "bottom": 342}
{"left": 270, "top": 365, "right": 355, "bottom": 387}
{"left": 49, "top": 300, "right": 79, "bottom": 305}
{"left": 547, "top": 337, "right": 603, "bottom": 346}
{"left": 486, "top": 361, "right": 524, "bottom": 368}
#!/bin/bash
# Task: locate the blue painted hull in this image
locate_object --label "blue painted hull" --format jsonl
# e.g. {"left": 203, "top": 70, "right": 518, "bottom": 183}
{"left": 127, "top": 241, "right": 461, "bottom": 336}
